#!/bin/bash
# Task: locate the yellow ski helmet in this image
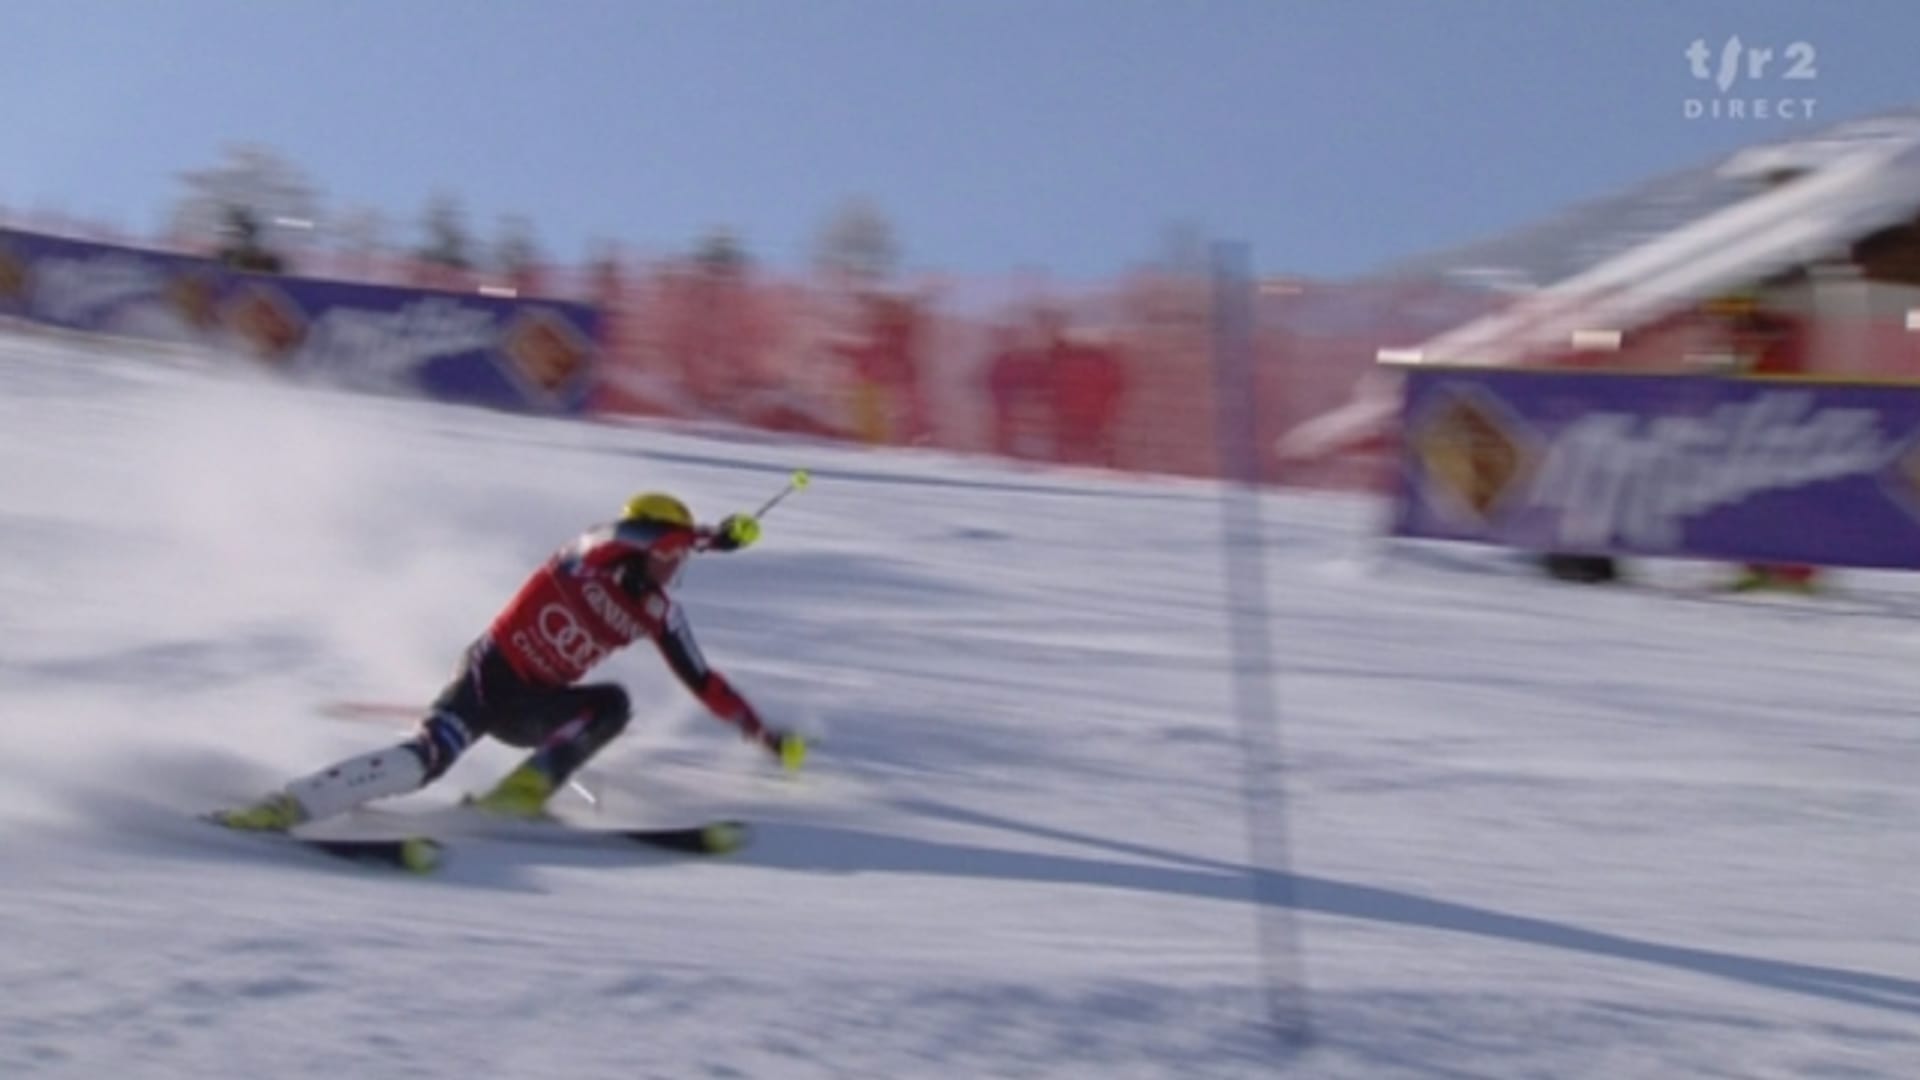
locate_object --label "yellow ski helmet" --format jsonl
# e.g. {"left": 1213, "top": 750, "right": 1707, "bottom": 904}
{"left": 620, "top": 492, "right": 694, "bottom": 529}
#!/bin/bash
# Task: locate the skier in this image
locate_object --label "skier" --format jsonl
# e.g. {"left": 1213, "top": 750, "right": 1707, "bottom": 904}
{"left": 213, "top": 492, "right": 806, "bottom": 831}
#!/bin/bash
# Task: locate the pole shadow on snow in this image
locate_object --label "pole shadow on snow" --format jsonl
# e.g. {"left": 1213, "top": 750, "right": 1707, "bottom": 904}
{"left": 736, "top": 800, "right": 1920, "bottom": 1020}
{"left": 74, "top": 789, "right": 1920, "bottom": 1019}
{"left": 63, "top": 750, "right": 1919, "bottom": 1018}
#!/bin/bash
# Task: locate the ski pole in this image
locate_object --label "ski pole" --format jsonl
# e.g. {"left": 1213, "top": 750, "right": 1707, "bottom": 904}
{"left": 569, "top": 777, "right": 598, "bottom": 807}
{"left": 701, "top": 470, "right": 808, "bottom": 552}
{"left": 752, "top": 469, "right": 810, "bottom": 521}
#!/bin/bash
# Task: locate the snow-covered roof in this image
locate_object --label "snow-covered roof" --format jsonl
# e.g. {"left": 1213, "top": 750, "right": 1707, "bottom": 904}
{"left": 1404, "top": 112, "right": 1920, "bottom": 367}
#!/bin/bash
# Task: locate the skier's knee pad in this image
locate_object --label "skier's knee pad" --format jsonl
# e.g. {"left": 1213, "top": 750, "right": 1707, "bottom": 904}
{"left": 409, "top": 711, "right": 474, "bottom": 781}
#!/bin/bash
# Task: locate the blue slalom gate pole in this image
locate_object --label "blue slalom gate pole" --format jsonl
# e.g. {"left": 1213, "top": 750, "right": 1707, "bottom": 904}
{"left": 1210, "top": 240, "right": 1313, "bottom": 1048}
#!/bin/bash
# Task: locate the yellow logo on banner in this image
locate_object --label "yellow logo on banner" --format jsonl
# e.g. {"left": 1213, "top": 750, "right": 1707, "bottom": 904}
{"left": 0, "top": 244, "right": 27, "bottom": 302}
{"left": 503, "top": 309, "right": 589, "bottom": 395}
{"left": 221, "top": 282, "right": 309, "bottom": 364}
{"left": 167, "top": 271, "right": 220, "bottom": 330}
{"left": 1410, "top": 385, "right": 1536, "bottom": 525}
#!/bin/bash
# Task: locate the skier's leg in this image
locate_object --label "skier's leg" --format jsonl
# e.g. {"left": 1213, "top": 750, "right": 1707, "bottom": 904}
{"left": 529, "top": 684, "right": 632, "bottom": 784}
{"left": 285, "top": 740, "right": 430, "bottom": 819}
{"left": 471, "top": 684, "right": 632, "bottom": 816}
{"left": 213, "top": 644, "right": 498, "bottom": 831}
{"left": 213, "top": 734, "right": 440, "bottom": 832}
{"left": 216, "top": 707, "right": 482, "bottom": 834}
{"left": 280, "top": 706, "right": 478, "bottom": 817}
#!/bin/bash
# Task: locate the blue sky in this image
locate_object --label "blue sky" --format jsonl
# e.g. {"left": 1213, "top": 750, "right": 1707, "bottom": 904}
{"left": 2, "top": 1, "right": 1915, "bottom": 280}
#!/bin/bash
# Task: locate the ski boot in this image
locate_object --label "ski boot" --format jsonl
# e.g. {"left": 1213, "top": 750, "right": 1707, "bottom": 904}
{"left": 468, "top": 759, "right": 557, "bottom": 819}
{"left": 210, "top": 792, "right": 308, "bottom": 832}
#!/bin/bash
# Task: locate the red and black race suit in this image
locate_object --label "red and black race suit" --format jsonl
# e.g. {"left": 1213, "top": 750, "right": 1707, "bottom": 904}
{"left": 486, "top": 521, "right": 764, "bottom": 737}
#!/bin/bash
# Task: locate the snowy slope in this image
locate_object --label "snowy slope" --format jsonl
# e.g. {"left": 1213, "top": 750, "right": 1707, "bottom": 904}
{"left": 1, "top": 335, "right": 1917, "bottom": 1079}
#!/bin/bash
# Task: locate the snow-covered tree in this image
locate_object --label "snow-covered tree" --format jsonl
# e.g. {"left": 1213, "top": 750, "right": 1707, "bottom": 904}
{"left": 813, "top": 197, "right": 899, "bottom": 285}
{"left": 170, "top": 144, "right": 320, "bottom": 263}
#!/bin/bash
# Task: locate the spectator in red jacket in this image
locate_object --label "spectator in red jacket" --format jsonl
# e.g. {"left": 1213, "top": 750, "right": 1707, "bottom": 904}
{"left": 1049, "top": 328, "right": 1127, "bottom": 468}
{"left": 985, "top": 319, "right": 1048, "bottom": 459}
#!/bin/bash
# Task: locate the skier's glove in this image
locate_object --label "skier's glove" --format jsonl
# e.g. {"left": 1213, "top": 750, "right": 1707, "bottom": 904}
{"left": 710, "top": 514, "right": 761, "bottom": 552}
{"left": 759, "top": 728, "right": 808, "bottom": 772}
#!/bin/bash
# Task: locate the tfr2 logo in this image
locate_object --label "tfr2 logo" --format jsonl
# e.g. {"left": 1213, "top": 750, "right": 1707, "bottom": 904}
{"left": 1684, "top": 37, "right": 1817, "bottom": 122}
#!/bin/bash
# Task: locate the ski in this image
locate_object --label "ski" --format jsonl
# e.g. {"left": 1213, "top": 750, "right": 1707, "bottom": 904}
{"left": 201, "top": 815, "right": 445, "bottom": 874}
{"left": 447, "top": 815, "right": 753, "bottom": 857}
{"left": 295, "top": 835, "right": 445, "bottom": 873}
{"left": 604, "top": 820, "right": 752, "bottom": 855}
{"left": 342, "top": 804, "right": 753, "bottom": 857}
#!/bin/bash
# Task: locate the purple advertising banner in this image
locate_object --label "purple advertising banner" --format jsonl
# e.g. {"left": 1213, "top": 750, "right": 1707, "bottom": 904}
{"left": 0, "top": 227, "right": 599, "bottom": 414}
{"left": 1393, "top": 365, "right": 1920, "bottom": 570}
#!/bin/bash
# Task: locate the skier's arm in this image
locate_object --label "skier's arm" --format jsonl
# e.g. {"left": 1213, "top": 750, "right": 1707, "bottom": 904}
{"left": 654, "top": 602, "right": 774, "bottom": 747}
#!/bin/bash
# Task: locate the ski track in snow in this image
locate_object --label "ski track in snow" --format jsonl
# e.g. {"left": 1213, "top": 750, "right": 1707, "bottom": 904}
{"left": 1, "top": 336, "right": 1917, "bottom": 1078}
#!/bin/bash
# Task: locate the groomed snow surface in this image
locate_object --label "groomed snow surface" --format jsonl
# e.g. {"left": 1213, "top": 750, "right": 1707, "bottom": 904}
{"left": 1, "top": 336, "right": 1916, "bottom": 1079}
